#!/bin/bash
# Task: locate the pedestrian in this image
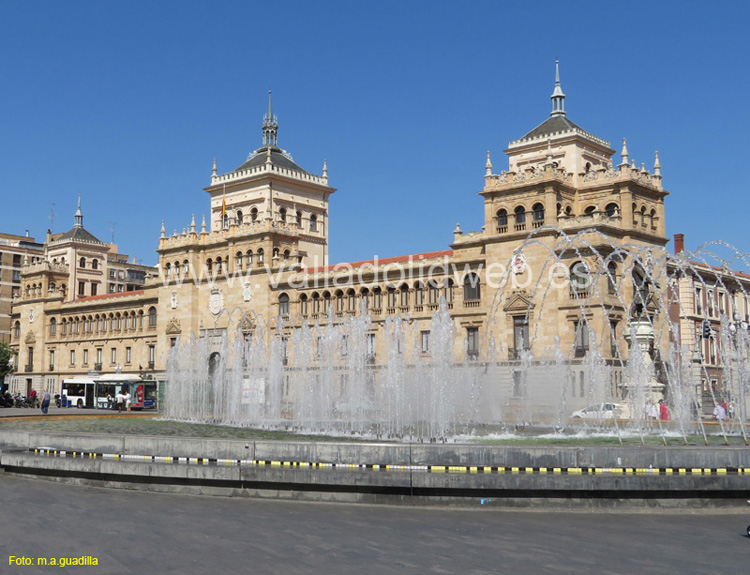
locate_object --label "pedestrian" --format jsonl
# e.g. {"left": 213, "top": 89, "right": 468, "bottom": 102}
{"left": 115, "top": 390, "right": 124, "bottom": 414}
{"left": 645, "top": 399, "right": 658, "bottom": 421}
{"left": 659, "top": 399, "right": 669, "bottom": 421}
{"left": 728, "top": 401, "right": 736, "bottom": 420}
{"left": 713, "top": 402, "right": 726, "bottom": 422}
{"left": 125, "top": 390, "right": 132, "bottom": 413}
{"left": 40, "top": 389, "right": 51, "bottom": 415}
{"left": 106, "top": 393, "right": 113, "bottom": 410}
{"left": 29, "top": 388, "right": 37, "bottom": 408}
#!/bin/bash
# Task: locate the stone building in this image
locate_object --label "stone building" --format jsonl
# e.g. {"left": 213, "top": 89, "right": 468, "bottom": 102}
{"left": 9, "top": 64, "right": 699, "bottom": 419}
{"left": 0, "top": 232, "right": 44, "bottom": 345}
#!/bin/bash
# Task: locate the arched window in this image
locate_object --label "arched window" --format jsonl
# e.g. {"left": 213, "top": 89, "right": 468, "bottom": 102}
{"left": 607, "top": 261, "right": 618, "bottom": 295}
{"left": 428, "top": 279, "right": 440, "bottom": 305}
{"left": 92, "top": 259, "right": 98, "bottom": 270}
{"left": 165, "top": 262, "right": 172, "bottom": 279}
{"left": 532, "top": 203, "right": 545, "bottom": 226}
{"left": 279, "top": 293, "right": 290, "bottom": 317}
{"left": 312, "top": 292, "right": 321, "bottom": 314}
{"left": 414, "top": 281, "right": 424, "bottom": 306}
{"left": 399, "top": 284, "right": 409, "bottom": 308}
{"left": 272, "top": 248, "right": 279, "bottom": 260}
{"left": 48, "top": 282, "right": 56, "bottom": 292}
{"left": 446, "top": 278, "right": 454, "bottom": 303}
{"left": 310, "top": 214, "right": 318, "bottom": 232}
{"left": 296, "top": 211, "right": 303, "bottom": 227}
{"left": 250, "top": 207, "right": 258, "bottom": 222}
{"left": 79, "top": 257, "right": 86, "bottom": 268}
{"left": 387, "top": 286, "right": 397, "bottom": 309}
{"left": 570, "top": 261, "right": 591, "bottom": 294}
{"left": 174, "top": 261, "right": 180, "bottom": 278}
{"left": 372, "top": 287, "right": 382, "bottom": 310}
{"left": 183, "top": 260, "right": 190, "bottom": 276}
{"left": 148, "top": 306, "right": 157, "bottom": 327}
{"left": 235, "top": 251, "right": 243, "bottom": 269}
{"left": 236, "top": 210, "right": 243, "bottom": 225}
{"left": 640, "top": 205, "right": 647, "bottom": 225}
{"left": 514, "top": 206, "right": 526, "bottom": 228}
{"left": 49, "top": 318, "right": 57, "bottom": 336}
{"left": 279, "top": 207, "right": 287, "bottom": 224}
{"left": 605, "top": 203, "right": 619, "bottom": 217}
{"left": 335, "top": 290, "right": 345, "bottom": 313}
{"left": 246, "top": 250, "right": 254, "bottom": 266}
{"left": 283, "top": 249, "right": 290, "bottom": 261}
{"left": 205, "top": 258, "right": 213, "bottom": 275}
{"left": 565, "top": 205, "right": 572, "bottom": 216}
{"left": 323, "top": 291, "right": 331, "bottom": 313}
{"left": 650, "top": 208, "right": 656, "bottom": 227}
{"left": 257, "top": 248, "right": 264, "bottom": 264}
{"left": 347, "top": 288, "right": 356, "bottom": 312}
{"left": 13, "top": 321, "right": 21, "bottom": 338}
{"left": 300, "top": 293, "right": 309, "bottom": 316}
{"left": 216, "top": 257, "right": 223, "bottom": 274}
{"left": 584, "top": 205, "right": 596, "bottom": 216}
{"left": 464, "top": 273, "right": 481, "bottom": 301}
{"left": 497, "top": 209, "right": 508, "bottom": 230}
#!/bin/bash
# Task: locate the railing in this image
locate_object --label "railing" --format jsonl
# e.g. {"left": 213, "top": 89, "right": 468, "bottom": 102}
{"left": 94, "top": 363, "right": 102, "bottom": 372}
{"left": 24, "top": 365, "right": 33, "bottom": 373}
{"left": 497, "top": 225, "right": 507, "bottom": 234}
{"left": 148, "top": 361, "right": 155, "bottom": 370}
{"left": 570, "top": 290, "right": 590, "bottom": 299}
{"left": 514, "top": 223, "right": 526, "bottom": 232}
{"left": 48, "top": 365, "right": 54, "bottom": 372}
{"left": 464, "top": 300, "right": 481, "bottom": 308}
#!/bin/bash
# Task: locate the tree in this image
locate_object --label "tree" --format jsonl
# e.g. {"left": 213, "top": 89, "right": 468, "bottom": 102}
{"left": 0, "top": 342, "right": 15, "bottom": 384}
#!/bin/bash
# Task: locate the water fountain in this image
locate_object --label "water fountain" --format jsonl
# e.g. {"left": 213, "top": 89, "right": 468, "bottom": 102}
{"left": 163, "top": 227, "right": 750, "bottom": 443}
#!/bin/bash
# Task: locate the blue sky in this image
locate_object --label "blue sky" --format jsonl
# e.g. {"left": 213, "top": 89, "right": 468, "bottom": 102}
{"left": 1, "top": 0, "right": 748, "bottom": 267}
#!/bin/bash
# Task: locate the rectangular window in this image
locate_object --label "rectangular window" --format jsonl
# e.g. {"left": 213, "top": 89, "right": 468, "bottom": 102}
{"left": 574, "top": 321, "right": 589, "bottom": 356}
{"left": 91, "top": 283, "right": 98, "bottom": 296}
{"left": 27, "top": 347, "right": 34, "bottom": 370}
{"left": 49, "top": 350, "right": 55, "bottom": 370}
{"left": 111, "top": 348, "right": 117, "bottom": 364}
{"left": 83, "top": 349, "right": 88, "bottom": 365}
{"left": 170, "top": 337, "right": 177, "bottom": 348}
{"left": 421, "top": 331, "right": 430, "bottom": 354}
{"left": 513, "top": 316, "right": 529, "bottom": 356}
{"left": 341, "top": 335, "right": 348, "bottom": 357}
{"left": 149, "top": 345, "right": 155, "bottom": 363}
{"left": 70, "top": 350, "right": 75, "bottom": 365}
{"left": 126, "top": 347, "right": 131, "bottom": 364}
{"left": 366, "top": 333, "right": 376, "bottom": 362}
{"left": 513, "top": 371, "right": 524, "bottom": 397}
{"left": 466, "top": 327, "right": 479, "bottom": 359}
{"left": 97, "top": 348, "right": 103, "bottom": 365}
{"left": 78, "top": 282, "right": 85, "bottom": 296}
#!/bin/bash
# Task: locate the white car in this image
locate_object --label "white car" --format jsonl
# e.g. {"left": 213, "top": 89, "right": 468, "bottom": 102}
{"left": 570, "top": 402, "right": 626, "bottom": 420}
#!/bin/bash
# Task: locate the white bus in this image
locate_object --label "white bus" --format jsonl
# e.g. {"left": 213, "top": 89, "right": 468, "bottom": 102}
{"left": 61, "top": 374, "right": 158, "bottom": 410}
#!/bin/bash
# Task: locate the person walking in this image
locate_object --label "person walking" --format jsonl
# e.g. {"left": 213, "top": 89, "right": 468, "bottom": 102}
{"left": 40, "top": 389, "right": 51, "bottom": 415}
{"left": 659, "top": 399, "right": 669, "bottom": 421}
{"left": 115, "top": 390, "right": 124, "bottom": 414}
{"left": 124, "top": 390, "right": 132, "bottom": 413}
{"left": 713, "top": 402, "right": 726, "bottom": 422}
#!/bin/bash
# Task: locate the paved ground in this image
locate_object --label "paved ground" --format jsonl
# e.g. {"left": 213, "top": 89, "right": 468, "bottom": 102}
{"left": 1, "top": 473, "right": 749, "bottom": 575}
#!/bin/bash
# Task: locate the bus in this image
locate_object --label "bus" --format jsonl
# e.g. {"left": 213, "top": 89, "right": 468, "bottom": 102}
{"left": 60, "top": 375, "right": 158, "bottom": 410}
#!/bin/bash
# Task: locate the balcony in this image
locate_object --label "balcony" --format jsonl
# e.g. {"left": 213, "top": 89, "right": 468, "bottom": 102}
{"left": 94, "top": 363, "right": 102, "bottom": 372}
{"left": 147, "top": 361, "right": 155, "bottom": 370}
{"left": 48, "top": 364, "right": 55, "bottom": 372}
{"left": 24, "top": 365, "right": 33, "bottom": 373}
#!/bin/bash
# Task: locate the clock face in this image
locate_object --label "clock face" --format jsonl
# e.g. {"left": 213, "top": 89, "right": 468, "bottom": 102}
{"left": 208, "top": 288, "right": 224, "bottom": 316}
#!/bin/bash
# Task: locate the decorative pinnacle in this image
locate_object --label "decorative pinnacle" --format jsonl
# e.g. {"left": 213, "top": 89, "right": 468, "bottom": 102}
{"left": 190, "top": 214, "right": 196, "bottom": 233}
{"left": 160, "top": 220, "right": 165, "bottom": 238}
{"left": 545, "top": 139, "right": 554, "bottom": 165}
{"left": 620, "top": 138, "right": 629, "bottom": 166}
{"left": 653, "top": 151, "right": 661, "bottom": 177}
{"left": 485, "top": 151, "right": 492, "bottom": 175}
{"left": 212, "top": 158, "right": 217, "bottom": 176}
{"left": 74, "top": 194, "right": 83, "bottom": 228}
{"left": 550, "top": 59, "right": 566, "bottom": 116}
{"left": 262, "top": 90, "right": 278, "bottom": 148}
{"left": 201, "top": 214, "right": 206, "bottom": 233}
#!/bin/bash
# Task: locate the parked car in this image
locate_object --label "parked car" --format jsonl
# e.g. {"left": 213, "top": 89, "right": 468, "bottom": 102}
{"left": 570, "top": 402, "right": 627, "bottom": 420}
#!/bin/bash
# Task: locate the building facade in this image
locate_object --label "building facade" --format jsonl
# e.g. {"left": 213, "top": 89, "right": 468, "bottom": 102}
{"left": 12, "top": 66, "right": 745, "bottom": 420}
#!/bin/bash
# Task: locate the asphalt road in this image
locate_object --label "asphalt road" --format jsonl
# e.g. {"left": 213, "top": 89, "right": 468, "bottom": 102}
{"left": 1, "top": 473, "right": 748, "bottom": 575}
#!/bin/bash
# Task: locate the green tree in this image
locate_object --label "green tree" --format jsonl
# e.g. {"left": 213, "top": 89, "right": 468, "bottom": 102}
{"left": 0, "top": 342, "right": 15, "bottom": 383}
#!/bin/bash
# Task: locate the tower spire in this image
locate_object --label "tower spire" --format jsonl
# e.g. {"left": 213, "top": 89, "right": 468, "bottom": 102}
{"left": 550, "top": 59, "right": 566, "bottom": 117}
{"left": 262, "top": 90, "right": 278, "bottom": 148}
{"left": 74, "top": 194, "right": 83, "bottom": 228}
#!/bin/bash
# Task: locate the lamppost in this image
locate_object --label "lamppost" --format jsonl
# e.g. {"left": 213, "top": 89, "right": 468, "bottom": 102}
{"left": 728, "top": 314, "right": 750, "bottom": 423}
